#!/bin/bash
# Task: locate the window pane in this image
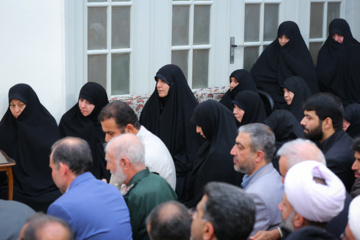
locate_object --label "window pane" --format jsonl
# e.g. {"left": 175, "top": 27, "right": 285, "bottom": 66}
{"left": 264, "top": 4, "right": 279, "bottom": 41}
{"left": 88, "top": 7, "right": 107, "bottom": 50}
{"left": 245, "top": 4, "right": 260, "bottom": 42}
{"left": 192, "top": 49, "right": 209, "bottom": 89}
{"left": 111, "top": 53, "right": 130, "bottom": 95}
{"left": 310, "top": 3, "right": 324, "bottom": 38}
{"left": 244, "top": 47, "right": 259, "bottom": 71}
{"left": 172, "top": 6, "right": 189, "bottom": 46}
{"left": 88, "top": 55, "right": 107, "bottom": 88}
{"left": 112, "top": 7, "right": 130, "bottom": 49}
{"left": 88, "top": 0, "right": 106, "bottom": 2}
{"left": 171, "top": 50, "right": 188, "bottom": 80}
{"left": 309, "top": 42, "right": 323, "bottom": 65}
{"left": 194, "top": 5, "right": 210, "bottom": 45}
{"left": 112, "top": 0, "right": 130, "bottom": 2}
{"left": 327, "top": 2, "right": 340, "bottom": 35}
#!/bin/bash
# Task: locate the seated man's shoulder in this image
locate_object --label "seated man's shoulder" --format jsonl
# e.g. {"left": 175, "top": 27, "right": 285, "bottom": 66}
{"left": 127, "top": 172, "right": 176, "bottom": 199}
{"left": 246, "top": 169, "right": 283, "bottom": 199}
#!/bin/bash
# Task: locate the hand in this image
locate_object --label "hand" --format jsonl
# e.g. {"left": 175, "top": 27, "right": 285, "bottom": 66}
{"left": 249, "top": 229, "right": 281, "bottom": 240}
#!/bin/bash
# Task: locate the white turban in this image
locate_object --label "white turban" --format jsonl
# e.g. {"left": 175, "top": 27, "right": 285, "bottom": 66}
{"left": 284, "top": 160, "right": 345, "bottom": 222}
{"left": 348, "top": 195, "right": 360, "bottom": 240}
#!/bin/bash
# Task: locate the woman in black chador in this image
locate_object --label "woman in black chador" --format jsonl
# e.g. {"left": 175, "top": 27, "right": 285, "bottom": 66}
{"left": 140, "top": 64, "right": 202, "bottom": 200}
{"left": 343, "top": 103, "right": 360, "bottom": 139}
{"left": 59, "top": 82, "right": 110, "bottom": 181}
{"left": 282, "top": 76, "right": 312, "bottom": 122}
{"left": 0, "top": 84, "right": 61, "bottom": 211}
{"left": 186, "top": 100, "right": 243, "bottom": 207}
{"left": 220, "top": 69, "right": 258, "bottom": 111}
{"left": 317, "top": 18, "right": 360, "bottom": 106}
{"left": 264, "top": 110, "right": 304, "bottom": 171}
{"left": 232, "top": 90, "right": 267, "bottom": 127}
{"left": 251, "top": 21, "right": 318, "bottom": 109}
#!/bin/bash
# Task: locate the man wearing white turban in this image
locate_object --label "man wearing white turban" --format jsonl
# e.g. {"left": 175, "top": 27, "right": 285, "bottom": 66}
{"left": 343, "top": 195, "right": 360, "bottom": 240}
{"left": 250, "top": 139, "right": 351, "bottom": 240}
{"left": 278, "top": 161, "right": 345, "bottom": 238}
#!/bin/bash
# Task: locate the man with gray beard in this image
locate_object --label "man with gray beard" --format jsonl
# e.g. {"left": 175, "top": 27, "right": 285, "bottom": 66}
{"left": 279, "top": 161, "right": 345, "bottom": 239}
{"left": 105, "top": 134, "right": 177, "bottom": 240}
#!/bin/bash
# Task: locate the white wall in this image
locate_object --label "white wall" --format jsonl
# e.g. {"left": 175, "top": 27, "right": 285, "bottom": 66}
{"left": 0, "top": 0, "right": 65, "bottom": 122}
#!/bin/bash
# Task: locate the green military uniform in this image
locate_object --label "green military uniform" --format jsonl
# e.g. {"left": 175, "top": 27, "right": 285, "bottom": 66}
{"left": 124, "top": 168, "right": 177, "bottom": 240}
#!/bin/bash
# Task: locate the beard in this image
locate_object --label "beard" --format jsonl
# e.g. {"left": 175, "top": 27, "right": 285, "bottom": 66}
{"left": 234, "top": 156, "right": 255, "bottom": 175}
{"left": 304, "top": 123, "right": 323, "bottom": 142}
{"left": 111, "top": 166, "right": 128, "bottom": 186}
{"left": 279, "top": 210, "right": 296, "bottom": 233}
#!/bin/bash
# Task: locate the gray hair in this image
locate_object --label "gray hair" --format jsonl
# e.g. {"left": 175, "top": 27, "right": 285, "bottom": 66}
{"left": 277, "top": 138, "right": 326, "bottom": 169}
{"left": 105, "top": 133, "right": 145, "bottom": 165}
{"left": 239, "top": 123, "right": 275, "bottom": 163}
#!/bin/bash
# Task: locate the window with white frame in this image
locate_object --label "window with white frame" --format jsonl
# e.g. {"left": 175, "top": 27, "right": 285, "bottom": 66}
{"left": 242, "top": 1, "right": 280, "bottom": 71}
{"left": 87, "top": 0, "right": 132, "bottom": 95}
{"left": 309, "top": 1, "right": 342, "bottom": 64}
{"left": 171, "top": 0, "right": 212, "bottom": 89}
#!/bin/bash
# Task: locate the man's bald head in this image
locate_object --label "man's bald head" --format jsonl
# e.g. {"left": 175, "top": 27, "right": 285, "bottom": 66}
{"left": 146, "top": 201, "right": 191, "bottom": 240}
{"left": 20, "top": 213, "right": 73, "bottom": 240}
{"left": 277, "top": 139, "right": 326, "bottom": 182}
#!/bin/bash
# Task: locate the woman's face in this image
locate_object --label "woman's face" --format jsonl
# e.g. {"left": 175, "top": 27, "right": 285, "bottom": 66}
{"left": 78, "top": 98, "right": 95, "bottom": 117}
{"left": 156, "top": 78, "right": 170, "bottom": 98}
{"left": 9, "top": 99, "right": 26, "bottom": 118}
{"left": 343, "top": 119, "right": 350, "bottom": 132}
{"left": 332, "top": 33, "right": 344, "bottom": 44}
{"left": 196, "top": 125, "right": 206, "bottom": 139}
{"left": 233, "top": 105, "right": 245, "bottom": 123}
{"left": 278, "top": 35, "right": 290, "bottom": 47}
{"left": 229, "top": 77, "right": 239, "bottom": 91}
{"left": 283, "top": 88, "right": 295, "bottom": 105}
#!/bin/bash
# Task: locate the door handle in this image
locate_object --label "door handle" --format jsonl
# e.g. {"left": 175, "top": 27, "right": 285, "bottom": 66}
{"left": 230, "top": 37, "right": 245, "bottom": 64}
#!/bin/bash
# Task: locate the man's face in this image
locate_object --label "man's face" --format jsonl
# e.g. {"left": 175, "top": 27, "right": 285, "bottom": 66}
{"left": 49, "top": 153, "right": 67, "bottom": 193}
{"left": 278, "top": 193, "right": 296, "bottom": 232}
{"left": 300, "top": 110, "right": 323, "bottom": 141}
{"left": 105, "top": 150, "right": 128, "bottom": 185}
{"left": 230, "top": 132, "right": 256, "bottom": 175}
{"left": 191, "top": 195, "right": 209, "bottom": 240}
{"left": 352, "top": 151, "right": 360, "bottom": 179}
{"left": 101, "top": 118, "right": 124, "bottom": 142}
{"left": 278, "top": 155, "right": 288, "bottom": 183}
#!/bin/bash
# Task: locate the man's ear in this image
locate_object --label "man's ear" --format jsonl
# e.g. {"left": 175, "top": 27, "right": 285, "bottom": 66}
{"left": 125, "top": 124, "right": 135, "bottom": 134}
{"left": 322, "top": 117, "right": 333, "bottom": 131}
{"left": 120, "top": 157, "right": 131, "bottom": 171}
{"left": 293, "top": 212, "right": 305, "bottom": 230}
{"left": 255, "top": 150, "right": 265, "bottom": 163}
{"left": 202, "top": 221, "right": 215, "bottom": 240}
{"left": 59, "top": 162, "right": 69, "bottom": 176}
